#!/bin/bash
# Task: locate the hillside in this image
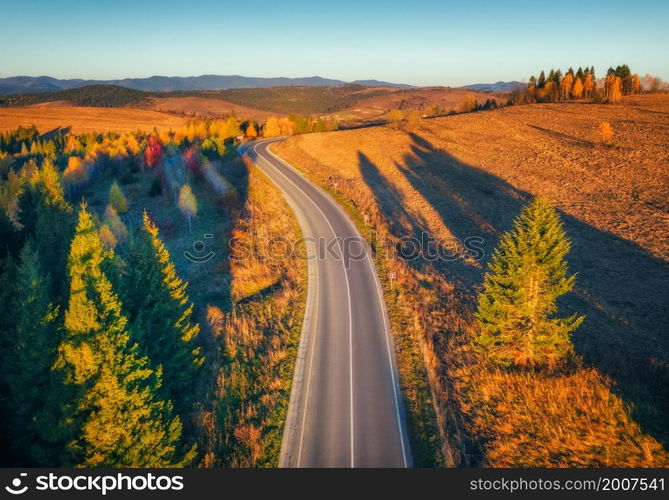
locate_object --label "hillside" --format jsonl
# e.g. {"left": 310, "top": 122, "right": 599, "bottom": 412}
{"left": 146, "top": 86, "right": 503, "bottom": 123}
{"left": 0, "top": 85, "right": 149, "bottom": 107}
{"left": 144, "top": 96, "right": 286, "bottom": 121}
{"left": 273, "top": 93, "right": 669, "bottom": 466}
{"left": 0, "top": 85, "right": 506, "bottom": 127}
{"left": 331, "top": 87, "right": 503, "bottom": 123}
{"left": 0, "top": 105, "right": 188, "bottom": 133}
{"left": 0, "top": 74, "right": 411, "bottom": 94}
{"left": 155, "top": 85, "right": 396, "bottom": 115}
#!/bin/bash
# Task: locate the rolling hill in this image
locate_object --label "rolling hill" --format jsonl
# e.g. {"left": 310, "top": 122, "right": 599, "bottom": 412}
{"left": 460, "top": 81, "right": 524, "bottom": 92}
{"left": 0, "top": 74, "right": 412, "bottom": 94}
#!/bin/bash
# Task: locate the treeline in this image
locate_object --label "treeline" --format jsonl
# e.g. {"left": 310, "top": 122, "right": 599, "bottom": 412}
{"left": 0, "top": 85, "right": 149, "bottom": 108}
{"left": 0, "top": 118, "right": 249, "bottom": 466}
{"left": 518, "top": 65, "right": 644, "bottom": 104}
{"left": 238, "top": 114, "right": 338, "bottom": 139}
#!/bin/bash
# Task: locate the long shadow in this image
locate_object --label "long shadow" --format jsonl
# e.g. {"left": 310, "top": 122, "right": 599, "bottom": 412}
{"left": 40, "top": 126, "right": 72, "bottom": 140}
{"left": 358, "top": 133, "right": 669, "bottom": 452}
{"left": 527, "top": 124, "right": 594, "bottom": 148}
{"left": 358, "top": 151, "right": 483, "bottom": 286}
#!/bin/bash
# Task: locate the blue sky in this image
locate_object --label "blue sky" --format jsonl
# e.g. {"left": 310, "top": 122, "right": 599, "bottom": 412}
{"left": 1, "top": 0, "right": 667, "bottom": 86}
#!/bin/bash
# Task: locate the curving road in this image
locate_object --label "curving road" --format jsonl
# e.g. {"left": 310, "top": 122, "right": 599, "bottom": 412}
{"left": 242, "top": 138, "right": 411, "bottom": 468}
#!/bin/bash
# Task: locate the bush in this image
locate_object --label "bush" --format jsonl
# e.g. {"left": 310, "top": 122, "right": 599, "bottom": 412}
{"left": 598, "top": 121, "right": 613, "bottom": 145}
{"left": 385, "top": 109, "right": 403, "bottom": 129}
{"left": 460, "top": 95, "right": 479, "bottom": 112}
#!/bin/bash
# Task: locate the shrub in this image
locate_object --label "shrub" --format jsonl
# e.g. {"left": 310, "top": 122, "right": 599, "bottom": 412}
{"left": 404, "top": 109, "right": 422, "bottom": 131}
{"left": 385, "top": 109, "right": 403, "bottom": 129}
{"left": 460, "top": 95, "right": 479, "bottom": 112}
{"left": 598, "top": 121, "right": 613, "bottom": 145}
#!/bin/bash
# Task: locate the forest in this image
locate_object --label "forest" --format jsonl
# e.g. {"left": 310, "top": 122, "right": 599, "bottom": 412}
{"left": 0, "top": 85, "right": 149, "bottom": 108}
{"left": 159, "top": 84, "right": 391, "bottom": 115}
{"left": 521, "top": 64, "right": 645, "bottom": 103}
{"left": 0, "top": 116, "right": 305, "bottom": 466}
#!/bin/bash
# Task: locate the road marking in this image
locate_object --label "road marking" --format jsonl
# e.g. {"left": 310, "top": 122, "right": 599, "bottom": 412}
{"left": 252, "top": 141, "right": 356, "bottom": 467}
{"left": 296, "top": 238, "right": 319, "bottom": 467}
{"left": 262, "top": 140, "right": 411, "bottom": 467}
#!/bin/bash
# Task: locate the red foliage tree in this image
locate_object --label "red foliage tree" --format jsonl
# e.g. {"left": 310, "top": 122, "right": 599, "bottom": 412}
{"left": 143, "top": 136, "right": 163, "bottom": 169}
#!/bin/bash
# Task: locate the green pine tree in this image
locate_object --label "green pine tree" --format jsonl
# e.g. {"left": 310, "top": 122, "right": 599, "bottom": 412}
{"left": 120, "top": 211, "right": 203, "bottom": 411}
{"left": 6, "top": 242, "right": 62, "bottom": 465}
{"left": 0, "top": 255, "right": 18, "bottom": 458}
{"left": 17, "top": 158, "right": 75, "bottom": 303}
{"left": 474, "top": 197, "right": 584, "bottom": 369}
{"left": 54, "top": 204, "right": 194, "bottom": 467}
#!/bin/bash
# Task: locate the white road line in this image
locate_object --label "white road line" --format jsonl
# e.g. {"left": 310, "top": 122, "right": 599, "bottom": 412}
{"left": 263, "top": 141, "right": 411, "bottom": 467}
{"left": 365, "top": 255, "right": 409, "bottom": 467}
{"left": 252, "top": 141, "right": 356, "bottom": 467}
{"left": 296, "top": 239, "right": 319, "bottom": 467}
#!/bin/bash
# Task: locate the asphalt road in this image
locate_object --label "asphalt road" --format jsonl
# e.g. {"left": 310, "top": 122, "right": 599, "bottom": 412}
{"left": 243, "top": 138, "right": 411, "bottom": 468}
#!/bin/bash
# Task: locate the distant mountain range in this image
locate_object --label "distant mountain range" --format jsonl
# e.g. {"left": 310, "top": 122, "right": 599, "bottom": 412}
{"left": 0, "top": 75, "right": 413, "bottom": 94}
{"left": 459, "top": 81, "right": 525, "bottom": 92}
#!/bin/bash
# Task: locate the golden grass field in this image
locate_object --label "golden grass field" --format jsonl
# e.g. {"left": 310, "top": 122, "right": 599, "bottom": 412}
{"left": 143, "top": 96, "right": 286, "bottom": 121}
{"left": 0, "top": 103, "right": 189, "bottom": 134}
{"left": 274, "top": 93, "right": 669, "bottom": 466}
{"left": 332, "top": 87, "right": 502, "bottom": 122}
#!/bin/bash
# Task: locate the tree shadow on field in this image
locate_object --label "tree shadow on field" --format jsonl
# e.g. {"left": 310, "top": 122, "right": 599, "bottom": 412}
{"left": 40, "top": 126, "right": 72, "bottom": 140}
{"left": 358, "top": 132, "right": 669, "bottom": 452}
{"left": 527, "top": 124, "right": 594, "bottom": 148}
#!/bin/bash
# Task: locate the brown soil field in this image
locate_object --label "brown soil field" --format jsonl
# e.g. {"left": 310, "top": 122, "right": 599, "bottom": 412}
{"left": 143, "top": 96, "right": 285, "bottom": 121}
{"left": 0, "top": 105, "right": 189, "bottom": 134}
{"left": 333, "top": 87, "right": 502, "bottom": 122}
{"left": 274, "top": 93, "right": 669, "bottom": 466}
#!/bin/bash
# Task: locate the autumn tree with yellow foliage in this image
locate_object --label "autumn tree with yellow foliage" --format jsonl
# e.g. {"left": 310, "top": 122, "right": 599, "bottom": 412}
{"left": 262, "top": 116, "right": 281, "bottom": 138}
{"left": 528, "top": 65, "right": 640, "bottom": 104}
{"left": 571, "top": 77, "right": 584, "bottom": 99}
{"left": 583, "top": 73, "right": 594, "bottom": 98}
{"left": 560, "top": 72, "right": 574, "bottom": 101}
{"left": 245, "top": 121, "right": 258, "bottom": 138}
{"left": 606, "top": 75, "right": 623, "bottom": 103}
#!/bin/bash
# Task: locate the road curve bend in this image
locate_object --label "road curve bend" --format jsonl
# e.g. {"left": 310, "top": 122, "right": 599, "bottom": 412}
{"left": 242, "top": 138, "right": 411, "bottom": 468}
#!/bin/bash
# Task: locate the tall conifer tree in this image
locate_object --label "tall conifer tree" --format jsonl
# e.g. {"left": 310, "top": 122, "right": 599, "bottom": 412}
{"left": 120, "top": 211, "right": 203, "bottom": 412}
{"left": 6, "top": 242, "right": 62, "bottom": 464}
{"left": 474, "top": 198, "right": 584, "bottom": 368}
{"left": 54, "top": 204, "right": 194, "bottom": 467}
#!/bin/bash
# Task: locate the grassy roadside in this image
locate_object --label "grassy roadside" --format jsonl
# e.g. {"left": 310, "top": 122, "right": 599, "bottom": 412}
{"left": 200, "top": 155, "right": 307, "bottom": 467}
{"left": 266, "top": 141, "right": 443, "bottom": 467}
